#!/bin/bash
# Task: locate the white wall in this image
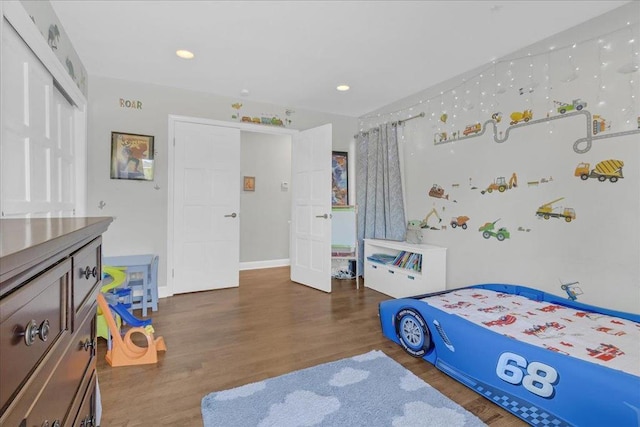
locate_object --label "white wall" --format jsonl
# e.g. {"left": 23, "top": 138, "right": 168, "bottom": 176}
{"left": 363, "top": 3, "right": 640, "bottom": 313}
{"left": 240, "top": 132, "right": 291, "bottom": 265}
{"left": 87, "top": 76, "right": 357, "bottom": 296}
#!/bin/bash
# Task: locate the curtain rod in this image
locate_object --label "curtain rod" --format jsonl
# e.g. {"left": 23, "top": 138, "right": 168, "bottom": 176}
{"left": 354, "top": 112, "right": 425, "bottom": 138}
{"left": 397, "top": 112, "right": 425, "bottom": 125}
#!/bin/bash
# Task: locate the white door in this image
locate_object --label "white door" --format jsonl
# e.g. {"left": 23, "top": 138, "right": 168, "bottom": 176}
{"left": 290, "top": 124, "right": 333, "bottom": 292}
{"left": 1, "top": 19, "right": 77, "bottom": 218}
{"left": 173, "top": 121, "right": 241, "bottom": 294}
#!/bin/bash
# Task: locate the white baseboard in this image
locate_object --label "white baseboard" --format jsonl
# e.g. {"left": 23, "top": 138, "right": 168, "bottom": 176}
{"left": 158, "top": 286, "right": 171, "bottom": 299}
{"left": 240, "top": 259, "right": 290, "bottom": 271}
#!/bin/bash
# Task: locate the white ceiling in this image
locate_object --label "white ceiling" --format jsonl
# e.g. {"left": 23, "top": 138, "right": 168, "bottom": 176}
{"left": 50, "top": 1, "right": 629, "bottom": 117}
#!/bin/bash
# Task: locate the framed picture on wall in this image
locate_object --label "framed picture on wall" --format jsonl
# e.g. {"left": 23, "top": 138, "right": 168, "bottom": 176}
{"left": 110, "top": 132, "right": 155, "bottom": 180}
{"left": 243, "top": 176, "right": 255, "bottom": 191}
{"left": 332, "top": 151, "right": 348, "bottom": 206}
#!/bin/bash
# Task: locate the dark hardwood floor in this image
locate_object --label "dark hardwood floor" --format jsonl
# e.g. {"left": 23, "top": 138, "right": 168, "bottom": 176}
{"left": 96, "top": 267, "right": 525, "bottom": 426}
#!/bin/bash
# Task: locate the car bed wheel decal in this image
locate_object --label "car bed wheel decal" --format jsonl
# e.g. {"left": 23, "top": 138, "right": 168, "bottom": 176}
{"left": 402, "top": 318, "right": 422, "bottom": 345}
{"left": 395, "top": 308, "right": 432, "bottom": 357}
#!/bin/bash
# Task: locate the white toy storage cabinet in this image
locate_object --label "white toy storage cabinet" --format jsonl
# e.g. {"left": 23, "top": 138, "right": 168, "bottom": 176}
{"left": 363, "top": 239, "right": 446, "bottom": 298}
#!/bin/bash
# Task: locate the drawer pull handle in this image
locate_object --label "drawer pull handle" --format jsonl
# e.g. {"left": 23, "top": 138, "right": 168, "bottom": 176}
{"left": 22, "top": 319, "right": 50, "bottom": 346}
{"left": 83, "top": 338, "right": 97, "bottom": 351}
{"left": 81, "top": 416, "right": 96, "bottom": 427}
{"left": 80, "top": 266, "right": 98, "bottom": 279}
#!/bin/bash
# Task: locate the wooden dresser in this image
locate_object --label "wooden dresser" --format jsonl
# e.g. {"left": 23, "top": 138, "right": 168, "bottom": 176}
{"left": 0, "top": 217, "right": 112, "bottom": 427}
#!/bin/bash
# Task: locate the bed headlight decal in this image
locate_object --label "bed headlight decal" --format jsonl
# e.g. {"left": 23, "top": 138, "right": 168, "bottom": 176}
{"left": 496, "top": 352, "right": 559, "bottom": 398}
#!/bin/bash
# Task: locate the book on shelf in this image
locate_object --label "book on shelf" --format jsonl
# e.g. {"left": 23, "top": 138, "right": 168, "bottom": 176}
{"left": 367, "top": 251, "right": 422, "bottom": 272}
{"left": 390, "top": 251, "right": 422, "bottom": 271}
{"left": 367, "top": 253, "right": 397, "bottom": 264}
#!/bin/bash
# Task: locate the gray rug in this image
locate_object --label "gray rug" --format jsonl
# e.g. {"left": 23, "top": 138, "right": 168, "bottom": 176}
{"left": 201, "top": 350, "right": 486, "bottom": 426}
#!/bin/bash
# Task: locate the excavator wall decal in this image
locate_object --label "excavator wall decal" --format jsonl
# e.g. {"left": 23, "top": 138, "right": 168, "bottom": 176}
{"left": 481, "top": 173, "right": 518, "bottom": 194}
{"left": 420, "top": 208, "right": 443, "bottom": 229}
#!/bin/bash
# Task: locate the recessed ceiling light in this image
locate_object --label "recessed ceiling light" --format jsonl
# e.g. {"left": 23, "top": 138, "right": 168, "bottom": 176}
{"left": 336, "top": 85, "right": 350, "bottom": 91}
{"left": 176, "top": 49, "right": 195, "bottom": 59}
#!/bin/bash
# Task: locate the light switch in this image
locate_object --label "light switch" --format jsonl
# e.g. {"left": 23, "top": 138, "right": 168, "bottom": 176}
{"left": 281, "top": 182, "right": 289, "bottom": 191}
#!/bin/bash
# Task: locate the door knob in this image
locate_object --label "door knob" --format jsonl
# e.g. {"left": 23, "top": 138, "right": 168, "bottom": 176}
{"left": 224, "top": 212, "right": 237, "bottom": 218}
{"left": 315, "top": 214, "right": 329, "bottom": 219}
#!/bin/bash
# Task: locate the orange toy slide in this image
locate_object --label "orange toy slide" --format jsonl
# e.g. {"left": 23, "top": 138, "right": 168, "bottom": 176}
{"left": 96, "top": 293, "right": 166, "bottom": 367}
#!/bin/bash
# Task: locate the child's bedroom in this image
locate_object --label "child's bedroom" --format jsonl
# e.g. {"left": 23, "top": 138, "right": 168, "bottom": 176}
{"left": 0, "top": 1, "right": 638, "bottom": 426}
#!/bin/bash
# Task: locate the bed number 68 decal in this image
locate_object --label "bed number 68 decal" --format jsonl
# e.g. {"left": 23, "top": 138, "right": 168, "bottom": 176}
{"left": 496, "top": 352, "right": 559, "bottom": 398}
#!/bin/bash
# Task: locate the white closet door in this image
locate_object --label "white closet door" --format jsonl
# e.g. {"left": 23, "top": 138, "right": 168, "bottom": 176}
{"left": 1, "top": 19, "right": 76, "bottom": 217}
{"left": 172, "top": 121, "right": 241, "bottom": 294}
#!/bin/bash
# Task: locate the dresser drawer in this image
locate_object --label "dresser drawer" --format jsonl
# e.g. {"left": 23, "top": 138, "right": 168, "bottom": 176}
{"left": 64, "top": 310, "right": 97, "bottom": 427}
{"left": 21, "top": 308, "right": 95, "bottom": 427}
{"left": 0, "top": 259, "right": 70, "bottom": 414}
{"left": 69, "top": 370, "right": 96, "bottom": 427}
{"left": 72, "top": 238, "right": 101, "bottom": 328}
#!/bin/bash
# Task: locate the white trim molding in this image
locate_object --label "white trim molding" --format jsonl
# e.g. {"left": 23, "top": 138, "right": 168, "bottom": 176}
{"left": 2, "top": 1, "right": 85, "bottom": 107}
{"left": 240, "top": 259, "right": 291, "bottom": 271}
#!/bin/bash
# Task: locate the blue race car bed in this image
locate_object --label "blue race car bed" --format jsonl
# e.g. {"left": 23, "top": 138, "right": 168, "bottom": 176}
{"left": 379, "top": 284, "right": 640, "bottom": 426}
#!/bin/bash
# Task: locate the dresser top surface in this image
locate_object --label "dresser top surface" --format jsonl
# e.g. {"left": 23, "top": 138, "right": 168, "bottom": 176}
{"left": 1, "top": 217, "right": 111, "bottom": 257}
{"left": 0, "top": 217, "right": 113, "bottom": 284}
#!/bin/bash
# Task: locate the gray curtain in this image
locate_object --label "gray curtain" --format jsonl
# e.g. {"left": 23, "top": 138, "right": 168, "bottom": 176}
{"left": 356, "top": 123, "right": 406, "bottom": 275}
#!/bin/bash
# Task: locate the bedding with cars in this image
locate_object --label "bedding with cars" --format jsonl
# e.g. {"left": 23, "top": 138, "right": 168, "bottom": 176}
{"left": 422, "top": 288, "right": 639, "bottom": 376}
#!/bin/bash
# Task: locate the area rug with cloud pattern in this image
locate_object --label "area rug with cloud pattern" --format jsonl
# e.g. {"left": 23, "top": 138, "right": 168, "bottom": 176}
{"left": 201, "top": 350, "right": 487, "bottom": 427}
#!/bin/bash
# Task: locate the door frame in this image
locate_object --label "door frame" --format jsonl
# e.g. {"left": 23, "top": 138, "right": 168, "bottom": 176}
{"left": 167, "top": 115, "right": 298, "bottom": 296}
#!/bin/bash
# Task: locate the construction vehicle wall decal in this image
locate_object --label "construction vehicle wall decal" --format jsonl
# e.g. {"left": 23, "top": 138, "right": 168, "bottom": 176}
{"left": 450, "top": 216, "right": 470, "bottom": 229}
{"left": 481, "top": 173, "right": 518, "bottom": 194}
{"left": 554, "top": 99, "right": 587, "bottom": 114}
{"left": 536, "top": 198, "right": 576, "bottom": 222}
{"left": 560, "top": 280, "right": 583, "bottom": 301}
{"left": 432, "top": 106, "right": 640, "bottom": 154}
{"left": 433, "top": 132, "right": 448, "bottom": 143}
{"left": 509, "top": 110, "right": 533, "bottom": 125}
{"left": 574, "top": 159, "right": 623, "bottom": 183}
{"left": 463, "top": 123, "right": 482, "bottom": 136}
{"left": 420, "top": 208, "right": 442, "bottom": 229}
{"left": 478, "top": 219, "right": 510, "bottom": 241}
{"left": 592, "top": 115, "right": 610, "bottom": 135}
{"left": 428, "top": 184, "right": 449, "bottom": 199}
